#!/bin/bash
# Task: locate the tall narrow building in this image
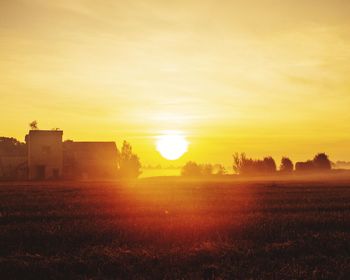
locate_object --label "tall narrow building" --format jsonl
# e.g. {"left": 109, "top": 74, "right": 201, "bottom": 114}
{"left": 26, "top": 130, "right": 63, "bottom": 180}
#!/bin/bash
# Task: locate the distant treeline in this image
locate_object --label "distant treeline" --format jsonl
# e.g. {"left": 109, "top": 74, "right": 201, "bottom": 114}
{"left": 0, "top": 137, "right": 26, "bottom": 156}
{"left": 182, "top": 153, "right": 332, "bottom": 177}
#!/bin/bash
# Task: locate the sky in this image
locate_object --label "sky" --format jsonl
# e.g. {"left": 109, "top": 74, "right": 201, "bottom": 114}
{"left": 1, "top": 0, "right": 350, "bottom": 167}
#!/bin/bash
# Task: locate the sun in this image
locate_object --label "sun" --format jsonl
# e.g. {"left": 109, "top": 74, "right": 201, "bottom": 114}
{"left": 156, "top": 132, "right": 189, "bottom": 160}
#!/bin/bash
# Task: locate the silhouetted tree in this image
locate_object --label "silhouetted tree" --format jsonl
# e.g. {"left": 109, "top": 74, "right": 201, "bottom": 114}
{"left": 295, "top": 160, "right": 314, "bottom": 172}
{"left": 262, "top": 157, "right": 277, "bottom": 173}
{"left": 29, "top": 120, "right": 38, "bottom": 130}
{"left": 202, "top": 164, "right": 213, "bottom": 176}
{"left": 118, "top": 141, "right": 142, "bottom": 178}
{"left": 280, "top": 157, "right": 294, "bottom": 173}
{"left": 213, "top": 164, "right": 227, "bottom": 175}
{"left": 313, "top": 153, "right": 331, "bottom": 170}
{"left": 233, "top": 152, "right": 247, "bottom": 174}
{"left": 181, "top": 161, "right": 202, "bottom": 177}
{"left": 295, "top": 153, "right": 332, "bottom": 172}
{"left": 181, "top": 162, "right": 226, "bottom": 177}
{"left": 0, "top": 137, "right": 26, "bottom": 156}
{"left": 0, "top": 137, "right": 27, "bottom": 180}
{"left": 233, "top": 153, "right": 276, "bottom": 175}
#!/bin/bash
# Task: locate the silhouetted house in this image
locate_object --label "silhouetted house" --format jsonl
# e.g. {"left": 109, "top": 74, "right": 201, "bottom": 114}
{"left": 2, "top": 130, "right": 118, "bottom": 181}
{"left": 63, "top": 141, "right": 118, "bottom": 180}
{"left": 26, "top": 130, "right": 63, "bottom": 180}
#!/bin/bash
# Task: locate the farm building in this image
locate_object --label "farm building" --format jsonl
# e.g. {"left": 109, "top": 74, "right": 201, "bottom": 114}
{"left": 15, "top": 130, "right": 119, "bottom": 180}
{"left": 26, "top": 130, "right": 63, "bottom": 180}
{"left": 0, "top": 130, "right": 119, "bottom": 180}
{"left": 63, "top": 141, "right": 118, "bottom": 180}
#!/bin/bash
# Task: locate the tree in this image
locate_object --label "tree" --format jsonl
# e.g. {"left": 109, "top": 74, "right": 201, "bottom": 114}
{"left": 0, "top": 137, "right": 26, "bottom": 156}
{"left": 313, "top": 153, "right": 331, "bottom": 170}
{"left": 181, "top": 162, "right": 227, "bottom": 177}
{"left": 181, "top": 161, "right": 202, "bottom": 177}
{"left": 280, "top": 157, "right": 294, "bottom": 173}
{"left": 262, "top": 157, "right": 277, "bottom": 173}
{"left": 295, "top": 153, "right": 332, "bottom": 172}
{"left": 29, "top": 120, "right": 38, "bottom": 130}
{"left": 118, "top": 141, "right": 142, "bottom": 178}
{"left": 202, "top": 164, "right": 213, "bottom": 176}
{"left": 233, "top": 152, "right": 277, "bottom": 175}
{"left": 0, "top": 137, "right": 27, "bottom": 180}
{"left": 233, "top": 152, "right": 247, "bottom": 174}
{"left": 295, "top": 160, "right": 314, "bottom": 172}
{"left": 213, "top": 164, "right": 227, "bottom": 175}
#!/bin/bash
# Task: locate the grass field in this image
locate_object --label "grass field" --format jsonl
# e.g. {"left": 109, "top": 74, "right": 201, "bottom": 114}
{"left": 0, "top": 178, "right": 350, "bottom": 279}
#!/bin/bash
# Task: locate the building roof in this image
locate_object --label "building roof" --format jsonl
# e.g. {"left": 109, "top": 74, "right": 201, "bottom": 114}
{"left": 28, "top": 130, "right": 63, "bottom": 134}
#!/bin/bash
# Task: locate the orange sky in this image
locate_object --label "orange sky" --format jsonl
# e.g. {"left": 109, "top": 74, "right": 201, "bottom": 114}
{"left": 1, "top": 0, "right": 350, "bottom": 167}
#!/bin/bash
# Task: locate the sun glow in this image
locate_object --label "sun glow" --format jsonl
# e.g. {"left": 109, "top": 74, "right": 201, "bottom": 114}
{"left": 156, "top": 132, "right": 189, "bottom": 160}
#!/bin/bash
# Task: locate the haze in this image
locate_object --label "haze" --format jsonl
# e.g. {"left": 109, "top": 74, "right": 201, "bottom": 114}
{"left": 1, "top": 0, "right": 350, "bottom": 166}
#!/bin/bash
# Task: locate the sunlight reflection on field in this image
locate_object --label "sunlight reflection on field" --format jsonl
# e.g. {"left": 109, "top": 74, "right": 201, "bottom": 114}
{"left": 119, "top": 178, "right": 258, "bottom": 241}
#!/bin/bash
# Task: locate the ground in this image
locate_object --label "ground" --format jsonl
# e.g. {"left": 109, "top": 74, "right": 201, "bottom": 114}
{"left": 0, "top": 178, "right": 349, "bottom": 279}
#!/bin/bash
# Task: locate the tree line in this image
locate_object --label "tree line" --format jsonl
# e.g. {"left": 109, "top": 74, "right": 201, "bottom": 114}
{"left": 182, "top": 152, "right": 332, "bottom": 177}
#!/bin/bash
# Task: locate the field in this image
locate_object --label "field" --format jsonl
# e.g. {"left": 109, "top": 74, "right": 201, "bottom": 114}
{"left": 0, "top": 178, "right": 350, "bottom": 279}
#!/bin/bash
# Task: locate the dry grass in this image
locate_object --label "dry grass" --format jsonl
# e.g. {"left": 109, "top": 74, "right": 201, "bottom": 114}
{"left": 0, "top": 178, "right": 350, "bottom": 279}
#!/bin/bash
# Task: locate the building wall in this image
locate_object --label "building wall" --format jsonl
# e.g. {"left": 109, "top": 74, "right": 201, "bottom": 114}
{"left": 27, "top": 130, "right": 63, "bottom": 180}
{"left": 63, "top": 141, "right": 118, "bottom": 180}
